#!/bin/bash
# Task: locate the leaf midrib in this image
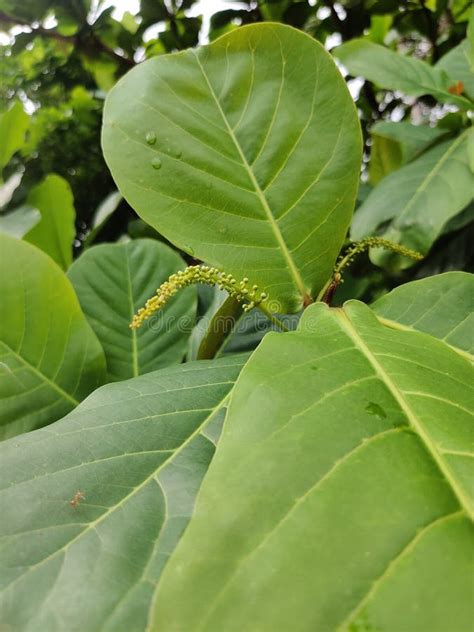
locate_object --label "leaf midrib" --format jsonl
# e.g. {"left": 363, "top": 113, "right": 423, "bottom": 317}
{"left": 395, "top": 129, "right": 469, "bottom": 227}
{"left": 0, "top": 340, "right": 79, "bottom": 407}
{"left": 1, "top": 388, "right": 232, "bottom": 597}
{"left": 124, "top": 246, "right": 139, "bottom": 377}
{"left": 335, "top": 309, "right": 473, "bottom": 520}
{"left": 191, "top": 50, "right": 309, "bottom": 302}
{"left": 375, "top": 315, "right": 473, "bottom": 362}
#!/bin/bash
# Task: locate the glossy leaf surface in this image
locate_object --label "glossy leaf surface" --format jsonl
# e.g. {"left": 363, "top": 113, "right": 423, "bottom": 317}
{"left": 68, "top": 239, "right": 196, "bottom": 381}
{"left": 102, "top": 24, "right": 362, "bottom": 312}
{"left": 152, "top": 301, "right": 474, "bottom": 632}
{"left": 0, "top": 234, "right": 105, "bottom": 439}
{"left": 0, "top": 355, "right": 245, "bottom": 632}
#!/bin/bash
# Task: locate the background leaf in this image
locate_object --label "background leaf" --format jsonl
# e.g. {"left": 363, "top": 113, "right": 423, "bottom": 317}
{"left": 436, "top": 39, "right": 474, "bottom": 100}
{"left": 68, "top": 238, "right": 197, "bottom": 382}
{"left": 372, "top": 272, "right": 474, "bottom": 356}
{"left": 0, "top": 205, "right": 40, "bottom": 238}
{"left": 351, "top": 129, "right": 473, "bottom": 269}
{"left": 152, "top": 301, "right": 473, "bottom": 632}
{"left": 0, "top": 234, "right": 106, "bottom": 439}
{"left": 0, "top": 101, "right": 29, "bottom": 179}
{"left": 24, "top": 174, "right": 76, "bottom": 270}
{"left": 102, "top": 23, "right": 362, "bottom": 312}
{"left": 334, "top": 39, "right": 472, "bottom": 108}
{"left": 0, "top": 355, "right": 245, "bottom": 632}
{"left": 368, "top": 121, "right": 446, "bottom": 184}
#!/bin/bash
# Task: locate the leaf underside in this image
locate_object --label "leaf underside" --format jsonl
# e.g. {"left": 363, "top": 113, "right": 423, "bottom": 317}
{"left": 102, "top": 23, "right": 362, "bottom": 312}
{"left": 152, "top": 301, "right": 474, "bottom": 632}
{"left": 68, "top": 239, "right": 197, "bottom": 381}
{"left": 0, "top": 355, "right": 245, "bottom": 632}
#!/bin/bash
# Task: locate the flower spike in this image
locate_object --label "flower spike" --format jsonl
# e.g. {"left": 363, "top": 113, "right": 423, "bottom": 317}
{"left": 130, "top": 265, "right": 267, "bottom": 329}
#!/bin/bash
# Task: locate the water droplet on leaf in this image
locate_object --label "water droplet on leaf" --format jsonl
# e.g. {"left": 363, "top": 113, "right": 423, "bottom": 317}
{"left": 146, "top": 131, "right": 157, "bottom": 145}
{"left": 365, "top": 402, "right": 387, "bottom": 420}
{"left": 151, "top": 157, "right": 162, "bottom": 170}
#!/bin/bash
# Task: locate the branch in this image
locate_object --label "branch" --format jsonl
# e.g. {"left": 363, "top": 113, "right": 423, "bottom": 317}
{"left": 0, "top": 11, "right": 135, "bottom": 68}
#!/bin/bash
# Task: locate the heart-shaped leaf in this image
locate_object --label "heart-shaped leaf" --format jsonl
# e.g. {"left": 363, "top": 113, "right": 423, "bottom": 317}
{"left": 68, "top": 239, "right": 197, "bottom": 381}
{"left": 0, "top": 234, "right": 106, "bottom": 439}
{"left": 0, "top": 355, "right": 245, "bottom": 631}
{"left": 102, "top": 23, "right": 362, "bottom": 312}
{"left": 152, "top": 301, "right": 473, "bottom": 631}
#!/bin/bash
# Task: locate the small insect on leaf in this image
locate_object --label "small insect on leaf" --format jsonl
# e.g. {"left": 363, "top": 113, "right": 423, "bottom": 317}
{"left": 70, "top": 490, "right": 86, "bottom": 508}
{"left": 448, "top": 80, "right": 464, "bottom": 96}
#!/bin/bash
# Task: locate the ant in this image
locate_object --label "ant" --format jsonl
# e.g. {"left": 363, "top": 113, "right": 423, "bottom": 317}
{"left": 70, "top": 490, "right": 86, "bottom": 508}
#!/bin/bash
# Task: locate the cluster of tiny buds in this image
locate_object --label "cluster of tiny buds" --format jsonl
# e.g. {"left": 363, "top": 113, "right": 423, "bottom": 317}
{"left": 334, "top": 237, "right": 423, "bottom": 277}
{"left": 130, "top": 265, "right": 268, "bottom": 329}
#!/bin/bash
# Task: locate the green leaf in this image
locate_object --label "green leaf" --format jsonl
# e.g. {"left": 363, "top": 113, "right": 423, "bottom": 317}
{"left": 102, "top": 23, "right": 362, "bottom": 313}
{"left": 83, "top": 190, "right": 122, "bottom": 247}
{"left": 368, "top": 122, "right": 447, "bottom": 184}
{"left": 334, "top": 39, "right": 472, "bottom": 108}
{"left": 0, "top": 205, "right": 40, "bottom": 238}
{"left": 372, "top": 272, "right": 474, "bottom": 357}
{"left": 68, "top": 239, "right": 197, "bottom": 382}
{"left": 436, "top": 39, "right": 474, "bottom": 101}
{"left": 468, "top": 7, "right": 474, "bottom": 71}
{"left": 0, "top": 234, "right": 106, "bottom": 439}
{"left": 152, "top": 301, "right": 474, "bottom": 632}
{"left": 351, "top": 129, "right": 473, "bottom": 269}
{"left": 24, "top": 174, "right": 76, "bottom": 270}
{"left": 0, "top": 101, "right": 29, "bottom": 179}
{"left": 0, "top": 355, "right": 245, "bottom": 631}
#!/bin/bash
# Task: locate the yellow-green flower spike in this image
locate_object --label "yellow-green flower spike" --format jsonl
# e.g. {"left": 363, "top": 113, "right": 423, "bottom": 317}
{"left": 130, "top": 265, "right": 268, "bottom": 329}
{"left": 334, "top": 237, "right": 423, "bottom": 277}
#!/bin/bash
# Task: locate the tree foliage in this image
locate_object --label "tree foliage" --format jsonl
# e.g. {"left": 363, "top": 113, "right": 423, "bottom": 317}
{"left": 0, "top": 3, "right": 473, "bottom": 631}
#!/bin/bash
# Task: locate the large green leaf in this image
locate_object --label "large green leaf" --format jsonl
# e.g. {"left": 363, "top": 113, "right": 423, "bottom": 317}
{"left": 351, "top": 129, "right": 473, "bottom": 269}
{"left": 0, "top": 101, "right": 29, "bottom": 179}
{"left": 0, "top": 355, "right": 245, "bottom": 632}
{"left": 436, "top": 39, "right": 474, "bottom": 101}
{"left": 0, "top": 234, "right": 106, "bottom": 439}
{"left": 102, "top": 23, "right": 362, "bottom": 313}
{"left": 68, "top": 239, "right": 197, "bottom": 381}
{"left": 372, "top": 272, "right": 474, "bottom": 357}
{"left": 152, "top": 301, "right": 473, "bottom": 632}
{"left": 334, "top": 39, "right": 472, "bottom": 108}
{"left": 24, "top": 174, "right": 76, "bottom": 270}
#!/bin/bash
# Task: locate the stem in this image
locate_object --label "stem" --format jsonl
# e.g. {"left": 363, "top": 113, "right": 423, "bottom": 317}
{"left": 257, "top": 303, "right": 289, "bottom": 332}
{"left": 316, "top": 237, "right": 424, "bottom": 304}
{"left": 197, "top": 296, "right": 244, "bottom": 360}
{"left": 0, "top": 12, "right": 135, "bottom": 68}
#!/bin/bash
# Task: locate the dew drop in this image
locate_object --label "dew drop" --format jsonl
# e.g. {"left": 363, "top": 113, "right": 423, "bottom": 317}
{"left": 146, "top": 131, "right": 157, "bottom": 145}
{"left": 151, "top": 157, "right": 162, "bottom": 170}
{"left": 365, "top": 402, "right": 387, "bottom": 420}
